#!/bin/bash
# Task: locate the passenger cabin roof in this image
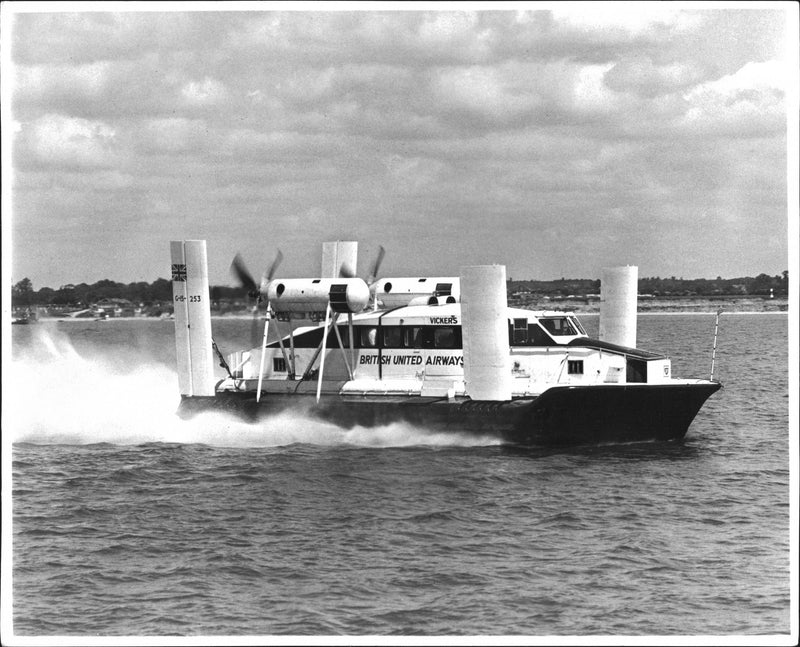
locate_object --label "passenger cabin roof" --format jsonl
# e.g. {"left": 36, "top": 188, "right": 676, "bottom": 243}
{"left": 267, "top": 304, "right": 664, "bottom": 359}
{"left": 507, "top": 306, "right": 578, "bottom": 319}
{"left": 350, "top": 304, "right": 579, "bottom": 326}
{"left": 376, "top": 303, "right": 460, "bottom": 325}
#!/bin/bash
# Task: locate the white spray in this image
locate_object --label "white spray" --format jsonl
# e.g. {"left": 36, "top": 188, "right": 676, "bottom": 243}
{"left": 7, "top": 326, "right": 500, "bottom": 449}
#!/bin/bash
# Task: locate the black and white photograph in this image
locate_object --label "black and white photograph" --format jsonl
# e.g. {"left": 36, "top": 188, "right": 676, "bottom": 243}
{"left": 2, "top": 1, "right": 797, "bottom": 644}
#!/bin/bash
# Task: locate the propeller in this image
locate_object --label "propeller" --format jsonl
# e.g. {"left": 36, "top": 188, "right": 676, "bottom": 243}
{"left": 366, "top": 245, "right": 386, "bottom": 311}
{"left": 230, "top": 250, "right": 283, "bottom": 348}
{"left": 231, "top": 253, "right": 260, "bottom": 298}
{"left": 262, "top": 249, "right": 284, "bottom": 291}
{"left": 367, "top": 245, "right": 385, "bottom": 285}
{"left": 334, "top": 245, "right": 384, "bottom": 281}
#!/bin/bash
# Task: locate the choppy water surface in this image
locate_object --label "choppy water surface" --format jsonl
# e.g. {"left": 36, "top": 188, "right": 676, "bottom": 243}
{"left": 8, "top": 314, "right": 792, "bottom": 638}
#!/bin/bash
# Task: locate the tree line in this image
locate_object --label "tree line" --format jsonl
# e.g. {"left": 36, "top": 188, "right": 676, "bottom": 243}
{"left": 508, "top": 271, "right": 788, "bottom": 298}
{"left": 10, "top": 278, "right": 248, "bottom": 308}
{"left": 11, "top": 270, "right": 789, "bottom": 308}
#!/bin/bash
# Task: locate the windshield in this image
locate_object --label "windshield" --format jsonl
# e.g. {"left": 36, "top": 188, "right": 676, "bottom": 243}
{"left": 539, "top": 317, "right": 579, "bottom": 336}
{"left": 569, "top": 316, "right": 587, "bottom": 335}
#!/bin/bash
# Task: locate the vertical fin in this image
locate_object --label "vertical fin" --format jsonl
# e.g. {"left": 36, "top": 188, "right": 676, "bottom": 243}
{"left": 170, "top": 240, "right": 215, "bottom": 396}
{"left": 171, "top": 241, "right": 192, "bottom": 396}
{"left": 321, "top": 241, "right": 358, "bottom": 279}
{"left": 460, "top": 265, "right": 512, "bottom": 401}
{"left": 600, "top": 266, "right": 638, "bottom": 348}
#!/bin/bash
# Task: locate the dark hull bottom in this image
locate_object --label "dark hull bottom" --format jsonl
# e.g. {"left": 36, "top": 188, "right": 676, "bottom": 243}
{"left": 178, "top": 382, "right": 721, "bottom": 447}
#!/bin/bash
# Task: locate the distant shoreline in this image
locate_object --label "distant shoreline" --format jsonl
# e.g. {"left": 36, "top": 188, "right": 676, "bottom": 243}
{"left": 26, "top": 307, "right": 789, "bottom": 324}
{"left": 13, "top": 295, "right": 789, "bottom": 324}
{"left": 13, "top": 294, "right": 788, "bottom": 324}
{"left": 513, "top": 296, "right": 788, "bottom": 315}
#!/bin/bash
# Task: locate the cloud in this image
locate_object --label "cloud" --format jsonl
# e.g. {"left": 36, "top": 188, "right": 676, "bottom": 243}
{"left": 572, "top": 62, "right": 619, "bottom": 114}
{"left": 416, "top": 11, "right": 494, "bottom": 61}
{"left": 181, "top": 77, "right": 230, "bottom": 107}
{"left": 604, "top": 57, "right": 705, "bottom": 98}
{"left": 137, "top": 118, "right": 214, "bottom": 154}
{"left": 549, "top": 5, "right": 705, "bottom": 35}
{"left": 11, "top": 12, "right": 230, "bottom": 66}
{"left": 16, "top": 113, "right": 118, "bottom": 169}
{"left": 681, "top": 59, "right": 787, "bottom": 136}
{"left": 14, "top": 61, "right": 111, "bottom": 112}
{"left": 432, "top": 64, "right": 538, "bottom": 122}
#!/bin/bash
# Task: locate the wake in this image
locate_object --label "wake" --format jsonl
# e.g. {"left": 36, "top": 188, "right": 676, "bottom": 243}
{"left": 6, "top": 326, "right": 500, "bottom": 449}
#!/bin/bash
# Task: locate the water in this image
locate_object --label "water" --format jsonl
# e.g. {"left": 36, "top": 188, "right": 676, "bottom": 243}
{"left": 6, "top": 314, "right": 793, "bottom": 639}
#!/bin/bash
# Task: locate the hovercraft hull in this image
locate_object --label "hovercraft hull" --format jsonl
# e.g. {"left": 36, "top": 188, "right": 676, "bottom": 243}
{"left": 177, "top": 381, "right": 721, "bottom": 446}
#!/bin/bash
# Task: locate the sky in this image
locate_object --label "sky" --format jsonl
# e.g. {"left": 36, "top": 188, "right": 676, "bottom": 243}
{"left": 2, "top": 1, "right": 798, "bottom": 290}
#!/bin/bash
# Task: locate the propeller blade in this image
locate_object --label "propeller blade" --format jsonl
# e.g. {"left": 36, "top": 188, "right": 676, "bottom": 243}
{"left": 266, "top": 249, "right": 284, "bottom": 283}
{"left": 231, "top": 253, "right": 259, "bottom": 296}
{"left": 260, "top": 249, "right": 284, "bottom": 292}
{"left": 367, "top": 245, "right": 385, "bottom": 284}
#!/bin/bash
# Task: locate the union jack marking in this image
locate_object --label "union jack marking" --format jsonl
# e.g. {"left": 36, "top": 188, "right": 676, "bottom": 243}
{"left": 171, "top": 264, "right": 187, "bottom": 282}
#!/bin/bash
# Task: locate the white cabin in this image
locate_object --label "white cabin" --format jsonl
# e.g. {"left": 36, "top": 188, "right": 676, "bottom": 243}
{"left": 222, "top": 302, "right": 672, "bottom": 400}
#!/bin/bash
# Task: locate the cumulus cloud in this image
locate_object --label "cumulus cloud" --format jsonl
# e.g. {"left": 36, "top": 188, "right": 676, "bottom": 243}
{"left": 681, "top": 59, "right": 787, "bottom": 136}
{"left": 572, "top": 63, "right": 620, "bottom": 114}
{"left": 433, "top": 65, "right": 538, "bottom": 121}
{"left": 181, "top": 77, "right": 230, "bottom": 107}
{"left": 550, "top": 5, "right": 705, "bottom": 35}
{"left": 604, "top": 57, "right": 705, "bottom": 97}
{"left": 17, "top": 113, "right": 118, "bottom": 169}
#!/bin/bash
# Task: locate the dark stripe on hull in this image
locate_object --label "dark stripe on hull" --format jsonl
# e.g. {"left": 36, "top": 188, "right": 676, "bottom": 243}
{"left": 178, "top": 382, "right": 721, "bottom": 446}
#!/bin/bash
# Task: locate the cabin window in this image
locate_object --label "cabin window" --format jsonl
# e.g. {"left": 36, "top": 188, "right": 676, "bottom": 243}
{"left": 288, "top": 327, "right": 339, "bottom": 349}
{"left": 335, "top": 325, "right": 352, "bottom": 348}
{"left": 361, "top": 327, "right": 378, "bottom": 348}
{"left": 540, "top": 317, "right": 578, "bottom": 336}
{"left": 290, "top": 327, "right": 323, "bottom": 348}
{"left": 273, "top": 357, "right": 287, "bottom": 372}
{"left": 513, "top": 318, "right": 528, "bottom": 344}
{"left": 567, "top": 360, "right": 583, "bottom": 375}
{"left": 270, "top": 325, "right": 363, "bottom": 350}
{"left": 508, "top": 321, "right": 555, "bottom": 346}
{"left": 626, "top": 359, "right": 646, "bottom": 383}
{"left": 410, "top": 327, "right": 435, "bottom": 348}
{"left": 434, "top": 327, "right": 457, "bottom": 348}
{"left": 529, "top": 324, "right": 554, "bottom": 346}
{"left": 570, "top": 316, "right": 587, "bottom": 335}
{"left": 383, "top": 326, "right": 402, "bottom": 348}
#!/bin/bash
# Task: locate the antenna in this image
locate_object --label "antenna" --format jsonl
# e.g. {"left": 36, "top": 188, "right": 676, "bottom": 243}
{"left": 710, "top": 308, "right": 722, "bottom": 381}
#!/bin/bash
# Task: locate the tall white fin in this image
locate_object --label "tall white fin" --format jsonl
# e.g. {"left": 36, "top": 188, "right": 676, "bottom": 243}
{"left": 321, "top": 241, "right": 358, "bottom": 279}
{"left": 599, "top": 265, "right": 638, "bottom": 348}
{"left": 460, "top": 265, "right": 512, "bottom": 401}
{"left": 171, "top": 241, "right": 192, "bottom": 396}
{"left": 170, "top": 240, "right": 215, "bottom": 396}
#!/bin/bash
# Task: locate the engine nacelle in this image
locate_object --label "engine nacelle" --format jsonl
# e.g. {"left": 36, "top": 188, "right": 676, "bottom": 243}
{"left": 371, "top": 277, "right": 460, "bottom": 309}
{"left": 267, "top": 278, "right": 370, "bottom": 314}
